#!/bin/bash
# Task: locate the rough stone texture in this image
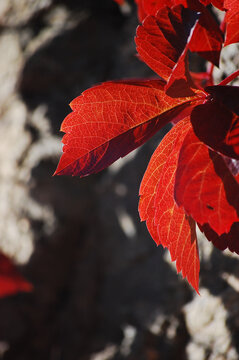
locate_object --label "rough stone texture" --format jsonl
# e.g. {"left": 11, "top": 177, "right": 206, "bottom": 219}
{"left": 0, "top": 1, "right": 239, "bottom": 360}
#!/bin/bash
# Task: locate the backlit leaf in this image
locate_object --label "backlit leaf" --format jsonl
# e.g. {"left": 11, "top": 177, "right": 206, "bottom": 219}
{"left": 165, "top": 47, "right": 197, "bottom": 97}
{"left": 139, "top": 119, "right": 200, "bottom": 292}
{"left": 211, "top": 0, "right": 224, "bottom": 10}
{"left": 135, "top": 5, "right": 198, "bottom": 84}
{"left": 224, "top": 0, "right": 239, "bottom": 46}
{"left": 188, "top": 8, "right": 223, "bottom": 66}
{"left": 136, "top": 0, "right": 223, "bottom": 66}
{"left": 174, "top": 128, "right": 239, "bottom": 235}
{"left": 55, "top": 80, "right": 196, "bottom": 177}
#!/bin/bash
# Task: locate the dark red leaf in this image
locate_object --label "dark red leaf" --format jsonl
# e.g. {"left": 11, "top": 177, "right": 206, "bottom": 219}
{"left": 199, "top": 0, "right": 211, "bottom": 5}
{"left": 0, "top": 253, "right": 32, "bottom": 298}
{"left": 55, "top": 80, "right": 197, "bottom": 177}
{"left": 205, "top": 85, "right": 239, "bottom": 115}
{"left": 199, "top": 222, "right": 239, "bottom": 254}
{"left": 139, "top": 119, "right": 200, "bottom": 292}
{"left": 190, "top": 72, "right": 214, "bottom": 88}
{"left": 188, "top": 8, "right": 223, "bottom": 66}
{"left": 200, "top": 0, "right": 224, "bottom": 10}
{"left": 174, "top": 128, "right": 239, "bottom": 235}
{"left": 191, "top": 87, "right": 239, "bottom": 160}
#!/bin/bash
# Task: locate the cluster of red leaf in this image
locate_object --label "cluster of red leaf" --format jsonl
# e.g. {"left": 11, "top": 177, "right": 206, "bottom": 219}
{"left": 55, "top": 0, "right": 239, "bottom": 293}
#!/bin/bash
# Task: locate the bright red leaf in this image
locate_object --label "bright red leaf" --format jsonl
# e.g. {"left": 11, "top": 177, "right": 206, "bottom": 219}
{"left": 136, "top": 2, "right": 223, "bottom": 97}
{"left": 139, "top": 119, "right": 200, "bottom": 292}
{"left": 142, "top": 0, "right": 173, "bottom": 19}
{"left": 56, "top": 0, "right": 239, "bottom": 292}
{"left": 134, "top": 0, "right": 148, "bottom": 22}
{"left": 55, "top": 80, "right": 198, "bottom": 177}
{"left": 0, "top": 253, "right": 32, "bottom": 298}
{"left": 135, "top": 0, "right": 223, "bottom": 66}
{"left": 211, "top": 0, "right": 224, "bottom": 10}
{"left": 135, "top": 5, "right": 198, "bottom": 87}
{"left": 135, "top": 0, "right": 224, "bottom": 21}
{"left": 224, "top": 0, "right": 239, "bottom": 46}
{"left": 174, "top": 127, "right": 239, "bottom": 235}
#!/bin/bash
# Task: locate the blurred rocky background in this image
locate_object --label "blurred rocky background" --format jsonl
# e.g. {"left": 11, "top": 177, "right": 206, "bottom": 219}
{"left": 0, "top": 1, "right": 239, "bottom": 359}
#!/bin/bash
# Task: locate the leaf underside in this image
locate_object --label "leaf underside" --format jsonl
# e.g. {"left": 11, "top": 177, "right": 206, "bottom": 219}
{"left": 55, "top": 80, "right": 195, "bottom": 177}
{"left": 139, "top": 119, "right": 199, "bottom": 292}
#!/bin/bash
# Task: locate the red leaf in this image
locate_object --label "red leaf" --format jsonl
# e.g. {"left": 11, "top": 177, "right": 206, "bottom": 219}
{"left": 200, "top": 0, "right": 224, "bottom": 10}
{"left": 165, "top": 47, "right": 197, "bottom": 97}
{"left": 205, "top": 85, "right": 239, "bottom": 115}
{"left": 199, "top": 222, "right": 239, "bottom": 254}
{"left": 55, "top": 80, "right": 196, "bottom": 176}
{"left": 191, "top": 86, "right": 239, "bottom": 160}
{"left": 174, "top": 127, "right": 239, "bottom": 235}
{"left": 0, "top": 253, "right": 32, "bottom": 298}
{"left": 136, "top": 0, "right": 223, "bottom": 66}
{"left": 199, "top": 0, "right": 211, "bottom": 4}
{"left": 139, "top": 119, "right": 200, "bottom": 292}
{"left": 188, "top": 8, "right": 223, "bottom": 66}
{"left": 135, "top": 5, "right": 198, "bottom": 83}
{"left": 211, "top": 0, "right": 224, "bottom": 10}
{"left": 135, "top": 0, "right": 223, "bottom": 20}
{"left": 134, "top": 0, "right": 148, "bottom": 22}
{"left": 224, "top": 0, "right": 239, "bottom": 46}
{"left": 142, "top": 0, "right": 172, "bottom": 18}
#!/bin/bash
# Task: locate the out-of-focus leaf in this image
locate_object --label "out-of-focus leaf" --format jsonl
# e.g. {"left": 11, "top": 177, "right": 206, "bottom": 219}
{"left": 0, "top": 253, "right": 32, "bottom": 298}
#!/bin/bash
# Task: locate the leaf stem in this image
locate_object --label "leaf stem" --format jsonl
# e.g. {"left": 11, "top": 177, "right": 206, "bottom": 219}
{"left": 218, "top": 70, "right": 239, "bottom": 86}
